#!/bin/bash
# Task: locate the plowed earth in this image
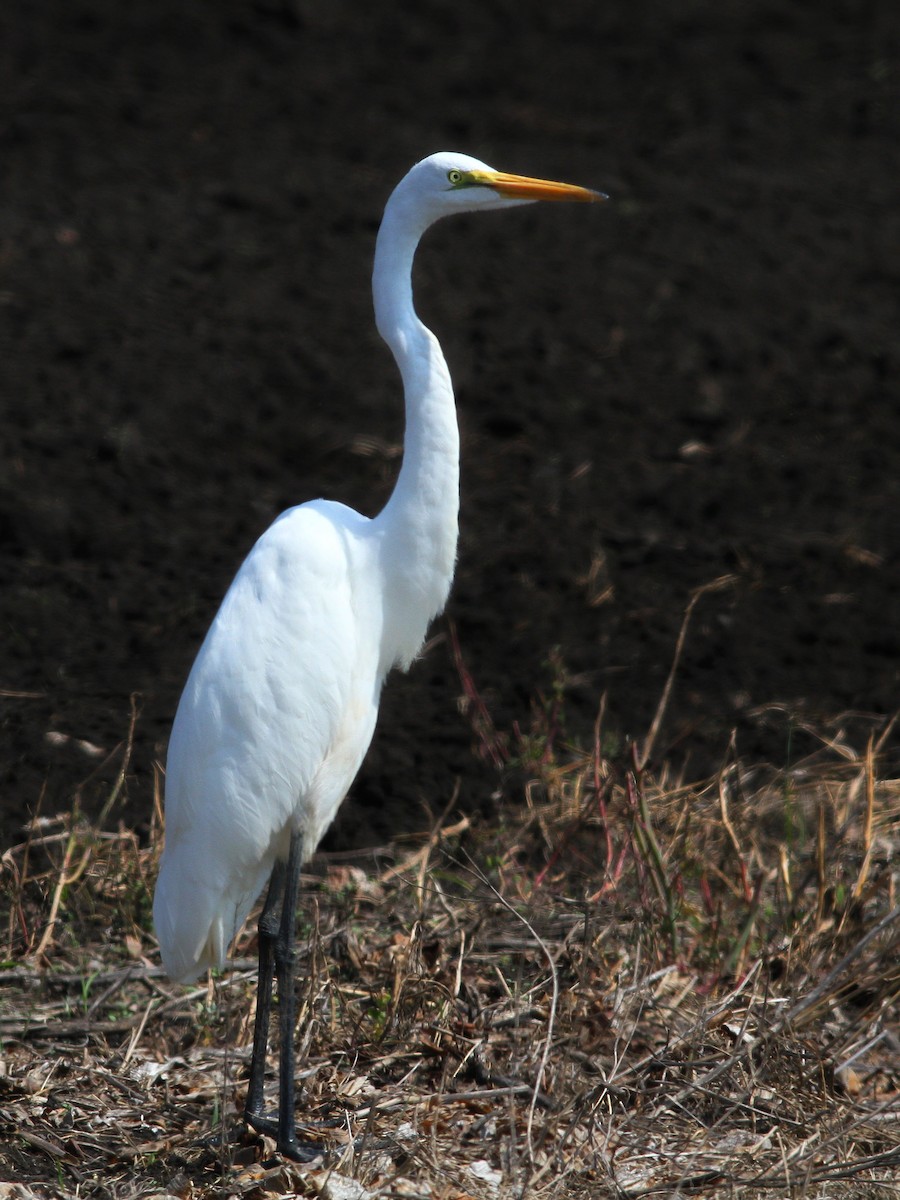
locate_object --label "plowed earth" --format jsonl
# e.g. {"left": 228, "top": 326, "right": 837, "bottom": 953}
{"left": 1, "top": 0, "right": 898, "bottom": 845}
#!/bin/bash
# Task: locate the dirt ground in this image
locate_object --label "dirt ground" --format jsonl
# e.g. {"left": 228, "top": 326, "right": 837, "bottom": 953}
{"left": 1, "top": 0, "right": 898, "bottom": 848}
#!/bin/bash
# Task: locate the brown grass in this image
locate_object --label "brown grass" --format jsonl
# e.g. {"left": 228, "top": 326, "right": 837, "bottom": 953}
{"left": 1, "top": 690, "right": 898, "bottom": 1200}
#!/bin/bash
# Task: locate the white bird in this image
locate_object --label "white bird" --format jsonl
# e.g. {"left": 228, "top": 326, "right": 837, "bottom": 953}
{"left": 153, "top": 152, "right": 604, "bottom": 1159}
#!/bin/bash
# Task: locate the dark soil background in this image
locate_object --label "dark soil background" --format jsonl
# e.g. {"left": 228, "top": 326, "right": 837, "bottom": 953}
{"left": 1, "top": 0, "right": 898, "bottom": 849}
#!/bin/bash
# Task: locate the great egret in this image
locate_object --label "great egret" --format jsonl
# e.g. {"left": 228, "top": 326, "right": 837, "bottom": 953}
{"left": 153, "top": 152, "right": 604, "bottom": 1159}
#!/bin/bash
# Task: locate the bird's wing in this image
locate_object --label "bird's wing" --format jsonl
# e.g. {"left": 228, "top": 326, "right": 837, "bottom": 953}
{"left": 154, "top": 501, "right": 382, "bottom": 981}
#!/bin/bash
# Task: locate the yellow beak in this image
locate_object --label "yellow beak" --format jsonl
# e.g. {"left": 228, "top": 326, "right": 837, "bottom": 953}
{"left": 470, "top": 169, "right": 607, "bottom": 204}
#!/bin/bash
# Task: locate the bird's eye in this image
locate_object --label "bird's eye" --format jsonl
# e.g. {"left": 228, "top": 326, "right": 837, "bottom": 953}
{"left": 447, "top": 169, "right": 464, "bottom": 186}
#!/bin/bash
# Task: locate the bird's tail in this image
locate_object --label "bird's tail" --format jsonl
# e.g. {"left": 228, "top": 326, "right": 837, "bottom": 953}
{"left": 153, "top": 845, "right": 266, "bottom": 984}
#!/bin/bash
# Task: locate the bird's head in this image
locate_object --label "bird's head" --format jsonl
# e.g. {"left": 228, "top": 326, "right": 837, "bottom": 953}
{"left": 392, "top": 152, "right": 606, "bottom": 227}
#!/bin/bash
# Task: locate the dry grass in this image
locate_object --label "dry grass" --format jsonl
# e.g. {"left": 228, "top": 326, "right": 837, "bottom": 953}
{"left": 1, "top": 691, "right": 898, "bottom": 1200}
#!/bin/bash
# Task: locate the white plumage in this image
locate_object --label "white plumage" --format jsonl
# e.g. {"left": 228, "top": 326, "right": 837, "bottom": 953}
{"left": 155, "top": 503, "right": 381, "bottom": 981}
{"left": 152, "top": 151, "right": 603, "bottom": 1158}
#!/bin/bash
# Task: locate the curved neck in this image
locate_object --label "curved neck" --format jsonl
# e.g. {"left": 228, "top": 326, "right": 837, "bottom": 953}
{"left": 372, "top": 195, "right": 460, "bottom": 668}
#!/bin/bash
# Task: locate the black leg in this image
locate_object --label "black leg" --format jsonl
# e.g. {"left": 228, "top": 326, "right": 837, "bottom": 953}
{"left": 244, "top": 855, "right": 285, "bottom": 1123}
{"left": 244, "top": 830, "right": 319, "bottom": 1161}
{"left": 275, "top": 829, "right": 305, "bottom": 1159}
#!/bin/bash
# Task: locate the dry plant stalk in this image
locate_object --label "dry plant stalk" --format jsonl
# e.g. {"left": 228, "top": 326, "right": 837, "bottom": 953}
{"left": 0, "top": 705, "right": 898, "bottom": 1199}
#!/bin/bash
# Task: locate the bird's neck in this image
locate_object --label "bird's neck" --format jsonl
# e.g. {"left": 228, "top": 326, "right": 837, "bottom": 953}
{"left": 372, "top": 199, "right": 460, "bottom": 670}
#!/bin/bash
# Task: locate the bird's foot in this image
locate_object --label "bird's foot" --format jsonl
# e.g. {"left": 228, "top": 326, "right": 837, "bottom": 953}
{"left": 244, "top": 1109, "right": 322, "bottom": 1162}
